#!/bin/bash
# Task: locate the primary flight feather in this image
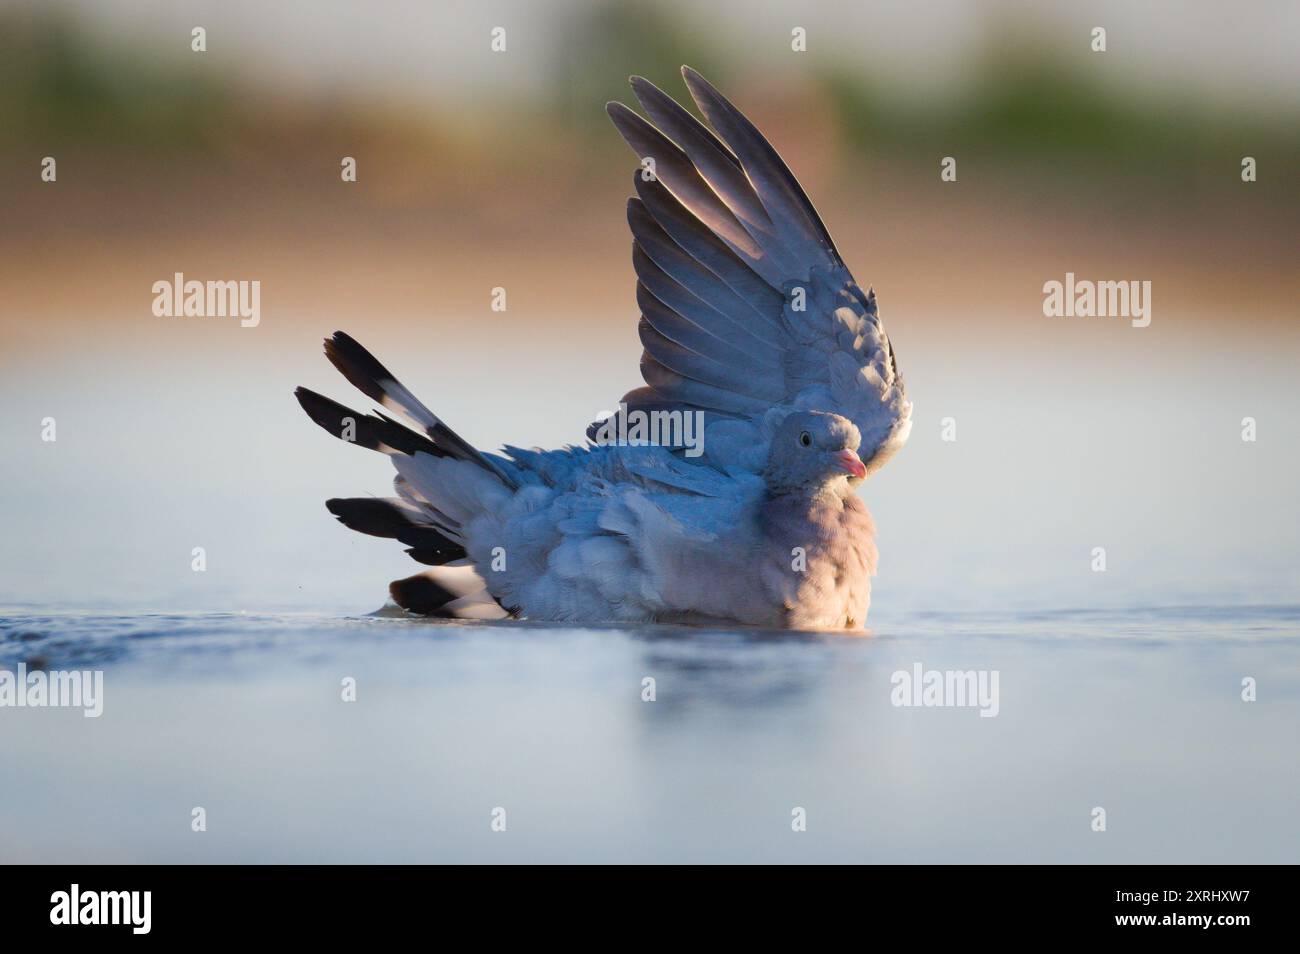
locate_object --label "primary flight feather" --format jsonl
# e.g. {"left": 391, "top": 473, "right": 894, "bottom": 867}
{"left": 295, "top": 67, "right": 912, "bottom": 629}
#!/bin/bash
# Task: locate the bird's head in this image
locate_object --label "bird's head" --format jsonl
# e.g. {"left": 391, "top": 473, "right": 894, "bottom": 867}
{"left": 763, "top": 410, "right": 866, "bottom": 495}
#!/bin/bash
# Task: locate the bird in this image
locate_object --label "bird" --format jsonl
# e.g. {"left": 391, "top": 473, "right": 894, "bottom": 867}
{"left": 294, "top": 67, "right": 911, "bottom": 630}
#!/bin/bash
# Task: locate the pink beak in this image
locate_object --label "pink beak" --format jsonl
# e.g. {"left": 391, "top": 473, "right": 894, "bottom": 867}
{"left": 835, "top": 448, "right": 867, "bottom": 479}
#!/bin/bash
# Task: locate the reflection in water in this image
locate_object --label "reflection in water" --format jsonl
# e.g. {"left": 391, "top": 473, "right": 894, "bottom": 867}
{"left": 1, "top": 609, "right": 1298, "bottom": 863}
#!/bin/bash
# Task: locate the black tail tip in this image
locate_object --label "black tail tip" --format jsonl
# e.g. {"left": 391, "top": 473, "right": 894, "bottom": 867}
{"left": 389, "top": 574, "right": 460, "bottom": 616}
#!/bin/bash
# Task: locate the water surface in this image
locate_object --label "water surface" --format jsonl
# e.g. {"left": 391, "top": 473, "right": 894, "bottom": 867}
{"left": 1, "top": 606, "right": 1297, "bottom": 863}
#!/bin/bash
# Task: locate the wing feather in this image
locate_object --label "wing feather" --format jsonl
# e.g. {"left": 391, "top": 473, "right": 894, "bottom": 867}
{"left": 606, "top": 68, "right": 912, "bottom": 474}
{"left": 633, "top": 252, "right": 783, "bottom": 367}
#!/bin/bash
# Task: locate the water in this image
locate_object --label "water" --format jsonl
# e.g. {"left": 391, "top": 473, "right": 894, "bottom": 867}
{"left": 2, "top": 606, "right": 1297, "bottom": 863}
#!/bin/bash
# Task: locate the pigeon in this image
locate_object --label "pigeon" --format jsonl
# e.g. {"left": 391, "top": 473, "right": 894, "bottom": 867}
{"left": 295, "top": 67, "right": 911, "bottom": 629}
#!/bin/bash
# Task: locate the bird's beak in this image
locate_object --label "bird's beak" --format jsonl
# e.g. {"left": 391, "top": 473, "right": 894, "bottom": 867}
{"left": 834, "top": 448, "right": 867, "bottom": 479}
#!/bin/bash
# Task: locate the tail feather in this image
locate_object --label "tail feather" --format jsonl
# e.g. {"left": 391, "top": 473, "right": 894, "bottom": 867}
{"left": 323, "top": 331, "right": 517, "bottom": 488}
{"left": 324, "top": 331, "right": 439, "bottom": 428}
{"left": 297, "top": 332, "right": 517, "bottom": 607}
{"left": 392, "top": 475, "right": 463, "bottom": 539}
{"left": 389, "top": 572, "right": 461, "bottom": 613}
{"left": 324, "top": 498, "right": 465, "bottom": 565}
{"left": 389, "top": 566, "right": 512, "bottom": 619}
{"left": 295, "top": 387, "right": 442, "bottom": 457}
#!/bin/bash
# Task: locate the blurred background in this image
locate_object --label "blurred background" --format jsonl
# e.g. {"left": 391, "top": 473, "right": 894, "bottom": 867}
{"left": 2, "top": 0, "right": 1297, "bottom": 618}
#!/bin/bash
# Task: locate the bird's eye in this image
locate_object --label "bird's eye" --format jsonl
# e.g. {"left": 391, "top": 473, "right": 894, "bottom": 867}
{"left": 799, "top": 431, "right": 812, "bottom": 448}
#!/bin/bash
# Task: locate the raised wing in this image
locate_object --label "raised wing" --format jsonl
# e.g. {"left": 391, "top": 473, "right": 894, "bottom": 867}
{"left": 596, "top": 67, "right": 911, "bottom": 477}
